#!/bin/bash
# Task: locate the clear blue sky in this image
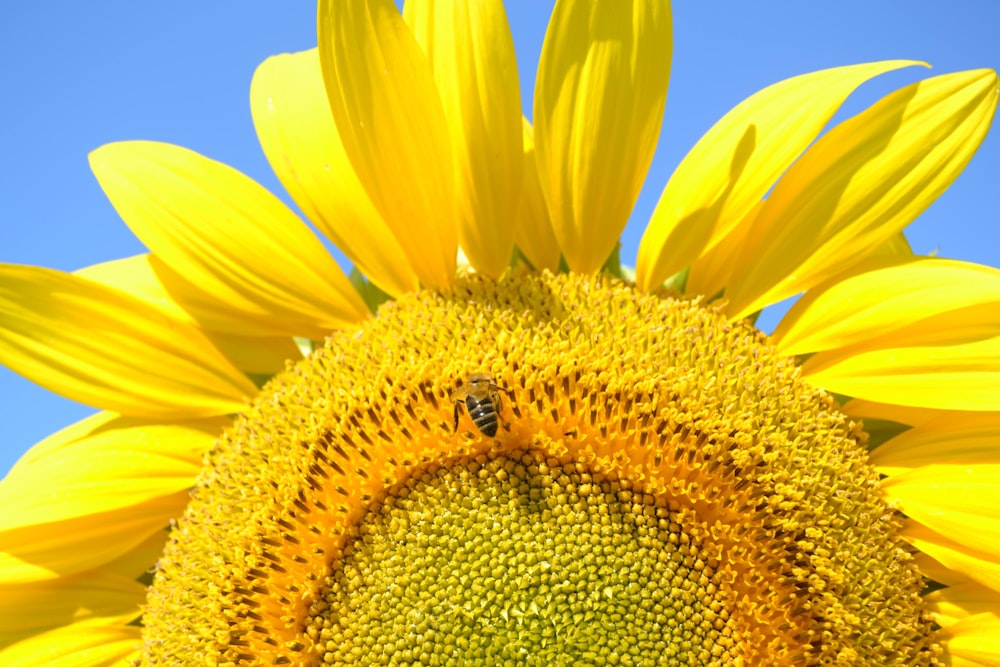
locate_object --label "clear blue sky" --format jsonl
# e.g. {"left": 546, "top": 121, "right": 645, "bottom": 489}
{"left": 1, "top": 1, "right": 998, "bottom": 476}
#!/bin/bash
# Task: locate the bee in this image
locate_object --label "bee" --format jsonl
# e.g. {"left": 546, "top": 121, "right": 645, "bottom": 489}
{"left": 451, "top": 373, "right": 510, "bottom": 437}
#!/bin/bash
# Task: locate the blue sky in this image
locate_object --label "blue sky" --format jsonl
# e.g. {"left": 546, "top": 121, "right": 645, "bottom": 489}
{"left": 1, "top": 1, "right": 998, "bottom": 476}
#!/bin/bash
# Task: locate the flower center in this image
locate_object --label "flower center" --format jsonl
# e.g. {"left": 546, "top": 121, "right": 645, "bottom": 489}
{"left": 140, "top": 272, "right": 939, "bottom": 665}
{"left": 315, "top": 449, "right": 727, "bottom": 664}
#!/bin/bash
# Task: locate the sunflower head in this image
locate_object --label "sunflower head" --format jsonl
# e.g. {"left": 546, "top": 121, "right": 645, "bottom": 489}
{"left": 141, "top": 272, "right": 938, "bottom": 665}
{"left": 1, "top": 0, "right": 998, "bottom": 665}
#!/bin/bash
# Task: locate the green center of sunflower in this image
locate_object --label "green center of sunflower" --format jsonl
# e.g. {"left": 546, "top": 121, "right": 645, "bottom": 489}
{"left": 317, "top": 450, "right": 724, "bottom": 665}
{"left": 140, "top": 272, "right": 940, "bottom": 666}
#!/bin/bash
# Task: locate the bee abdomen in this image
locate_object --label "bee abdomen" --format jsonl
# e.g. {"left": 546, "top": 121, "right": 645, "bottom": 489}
{"left": 468, "top": 399, "right": 499, "bottom": 437}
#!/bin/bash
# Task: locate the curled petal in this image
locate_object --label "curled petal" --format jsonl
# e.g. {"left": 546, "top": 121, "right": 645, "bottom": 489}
{"left": 637, "top": 60, "right": 920, "bottom": 292}
{"left": 724, "top": 68, "right": 999, "bottom": 319}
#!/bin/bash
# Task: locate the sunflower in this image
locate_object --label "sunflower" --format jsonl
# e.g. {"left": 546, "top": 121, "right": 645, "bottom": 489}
{"left": 1, "top": 0, "right": 998, "bottom": 664}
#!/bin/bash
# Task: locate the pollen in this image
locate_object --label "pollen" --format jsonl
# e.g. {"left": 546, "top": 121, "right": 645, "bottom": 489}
{"left": 140, "top": 272, "right": 940, "bottom": 665}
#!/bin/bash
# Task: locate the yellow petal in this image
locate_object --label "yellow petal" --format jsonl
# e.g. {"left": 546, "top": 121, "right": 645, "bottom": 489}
{"left": 802, "top": 334, "right": 1000, "bottom": 411}
{"left": 871, "top": 231, "right": 915, "bottom": 259}
{"left": 725, "top": 68, "right": 999, "bottom": 319}
{"left": 8, "top": 412, "right": 214, "bottom": 482}
{"left": 841, "top": 398, "right": 949, "bottom": 427}
{"left": 871, "top": 413, "right": 1000, "bottom": 475}
{"left": 200, "top": 331, "right": 300, "bottom": 375}
{"left": 0, "top": 417, "right": 218, "bottom": 529}
{"left": 774, "top": 258, "right": 1000, "bottom": 356}
{"left": 0, "top": 617, "right": 139, "bottom": 667}
{"left": 913, "top": 550, "right": 971, "bottom": 588}
{"left": 686, "top": 200, "right": 762, "bottom": 299}
{"left": 514, "top": 119, "right": 560, "bottom": 272}
{"left": 0, "top": 490, "right": 188, "bottom": 583}
{"left": 318, "top": 0, "right": 457, "bottom": 290}
{"left": 925, "top": 582, "right": 1000, "bottom": 627}
{"left": 77, "top": 255, "right": 301, "bottom": 374}
{"left": 0, "top": 264, "right": 255, "bottom": 418}
{"left": 74, "top": 255, "right": 192, "bottom": 323}
{"left": 943, "top": 653, "right": 994, "bottom": 667}
{"left": 938, "top": 613, "right": 1000, "bottom": 666}
{"left": 534, "top": 0, "right": 672, "bottom": 273}
{"left": 636, "top": 60, "right": 920, "bottom": 292}
{"left": 904, "top": 522, "right": 1000, "bottom": 595}
{"left": 404, "top": 0, "right": 522, "bottom": 278}
{"left": 102, "top": 528, "right": 169, "bottom": 580}
{"left": 883, "top": 465, "right": 1000, "bottom": 558}
{"left": 5, "top": 412, "right": 120, "bottom": 474}
{"left": 89, "top": 141, "right": 370, "bottom": 338}
{"left": 692, "top": 228, "right": 914, "bottom": 307}
{"left": 250, "top": 49, "right": 418, "bottom": 298}
{"left": 690, "top": 210, "right": 916, "bottom": 306}
{"left": 0, "top": 415, "right": 220, "bottom": 582}
{"left": 0, "top": 569, "right": 144, "bottom": 642}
